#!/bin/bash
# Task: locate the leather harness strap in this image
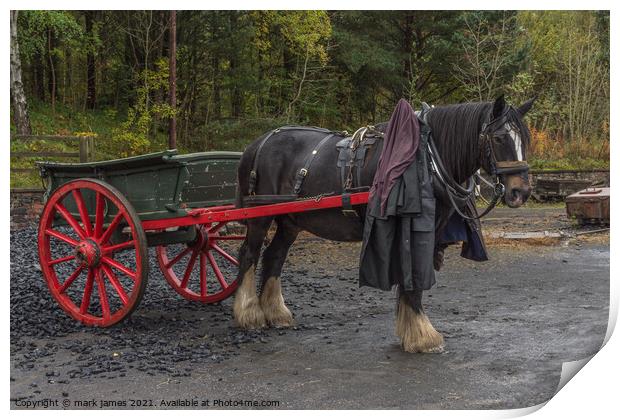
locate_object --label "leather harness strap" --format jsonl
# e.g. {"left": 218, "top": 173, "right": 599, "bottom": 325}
{"left": 293, "top": 133, "right": 336, "bottom": 195}
{"left": 248, "top": 128, "right": 280, "bottom": 195}
{"left": 248, "top": 125, "right": 337, "bottom": 196}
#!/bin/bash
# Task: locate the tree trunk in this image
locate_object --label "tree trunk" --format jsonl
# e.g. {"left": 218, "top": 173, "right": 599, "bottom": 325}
{"left": 10, "top": 10, "right": 32, "bottom": 135}
{"left": 168, "top": 10, "right": 177, "bottom": 149}
{"left": 402, "top": 14, "right": 414, "bottom": 86}
{"left": 230, "top": 54, "right": 243, "bottom": 118}
{"left": 212, "top": 55, "right": 221, "bottom": 120}
{"left": 47, "top": 28, "right": 57, "bottom": 112}
{"left": 85, "top": 11, "right": 97, "bottom": 109}
{"left": 33, "top": 52, "right": 46, "bottom": 100}
{"left": 228, "top": 13, "right": 243, "bottom": 118}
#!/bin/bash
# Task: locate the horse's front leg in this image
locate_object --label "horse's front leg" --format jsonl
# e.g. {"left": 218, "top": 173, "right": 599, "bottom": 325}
{"left": 259, "top": 218, "right": 299, "bottom": 328}
{"left": 396, "top": 287, "right": 444, "bottom": 353}
{"left": 233, "top": 218, "right": 272, "bottom": 330}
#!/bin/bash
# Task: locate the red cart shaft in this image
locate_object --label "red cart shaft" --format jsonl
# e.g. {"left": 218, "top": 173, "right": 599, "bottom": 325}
{"left": 141, "top": 192, "right": 370, "bottom": 231}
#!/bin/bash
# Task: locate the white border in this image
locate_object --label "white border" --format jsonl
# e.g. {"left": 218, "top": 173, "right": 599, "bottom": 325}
{"left": 4, "top": 1, "right": 616, "bottom": 419}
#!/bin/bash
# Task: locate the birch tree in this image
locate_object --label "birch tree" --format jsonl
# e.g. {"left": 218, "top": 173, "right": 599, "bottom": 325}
{"left": 10, "top": 10, "right": 32, "bottom": 135}
{"left": 452, "top": 11, "right": 524, "bottom": 101}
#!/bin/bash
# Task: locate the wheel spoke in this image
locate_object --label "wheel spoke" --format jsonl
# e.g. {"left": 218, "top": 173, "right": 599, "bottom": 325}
{"left": 48, "top": 254, "right": 76, "bottom": 266}
{"left": 95, "top": 269, "right": 111, "bottom": 320}
{"left": 58, "top": 266, "right": 83, "bottom": 294}
{"left": 180, "top": 250, "right": 198, "bottom": 289}
{"left": 94, "top": 192, "right": 105, "bottom": 238}
{"left": 102, "top": 240, "right": 136, "bottom": 255}
{"left": 211, "top": 243, "right": 239, "bottom": 266}
{"left": 80, "top": 270, "right": 95, "bottom": 314}
{"left": 101, "top": 264, "right": 129, "bottom": 305}
{"left": 207, "top": 222, "right": 226, "bottom": 233}
{"left": 98, "top": 212, "right": 125, "bottom": 245}
{"left": 200, "top": 252, "right": 207, "bottom": 297}
{"left": 165, "top": 246, "right": 192, "bottom": 269}
{"left": 72, "top": 189, "right": 92, "bottom": 236}
{"left": 45, "top": 229, "right": 79, "bottom": 247}
{"left": 54, "top": 203, "right": 86, "bottom": 239}
{"left": 102, "top": 256, "right": 136, "bottom": 280}
{"left": 206, "top": 251, "right": 228, "bottom": 289}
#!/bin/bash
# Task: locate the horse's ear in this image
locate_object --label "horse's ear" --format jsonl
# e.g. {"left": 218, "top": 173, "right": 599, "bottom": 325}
{"left": 492, "top": 94, "right": 506, "bottom": 118}
{"left": 517, "top": 96, "right": 537, "bottom": 115}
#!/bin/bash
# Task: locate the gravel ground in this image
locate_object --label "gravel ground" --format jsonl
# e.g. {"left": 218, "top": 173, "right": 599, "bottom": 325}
{"left": 10, "top": 207, "right": 609, "bottom": 409}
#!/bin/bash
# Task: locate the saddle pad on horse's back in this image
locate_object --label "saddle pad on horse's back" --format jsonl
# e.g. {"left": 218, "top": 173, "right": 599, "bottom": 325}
{"left": 336, "top": 134, "right": 377, "bottom": 190}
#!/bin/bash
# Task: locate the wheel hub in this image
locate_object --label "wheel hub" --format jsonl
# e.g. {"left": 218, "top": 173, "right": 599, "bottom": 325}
{"left": 75, "top": 239, "right": 101, "bottom": 268}
{"left": 191, "top": 226, "right": 212, "bottom": 252}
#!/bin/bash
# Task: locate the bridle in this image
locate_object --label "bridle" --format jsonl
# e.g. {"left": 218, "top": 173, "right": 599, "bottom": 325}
{"left": 425, "top": 104, "right": 529, "bottom": 220}
{"left": 480, "top": 107, "right": 530, "bottom": 179}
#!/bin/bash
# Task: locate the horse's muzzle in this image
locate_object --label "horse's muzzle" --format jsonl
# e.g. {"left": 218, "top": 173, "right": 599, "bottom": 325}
{"left": 504, "top": 185, "right": 531, "bottom": 208}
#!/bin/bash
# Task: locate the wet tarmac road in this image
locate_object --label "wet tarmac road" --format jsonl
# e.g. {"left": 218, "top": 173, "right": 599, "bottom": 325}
{"left": 10, "top": 208, "right": 609, "bottom": 409}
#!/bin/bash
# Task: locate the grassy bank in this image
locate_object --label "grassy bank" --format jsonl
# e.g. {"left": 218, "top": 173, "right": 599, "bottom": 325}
{"left": 10, "top": 102, "right": 610, "bottom": 189}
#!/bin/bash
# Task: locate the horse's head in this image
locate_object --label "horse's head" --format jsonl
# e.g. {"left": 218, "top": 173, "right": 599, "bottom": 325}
{"left": 480, "top": 95, "right": 536, "bottom": 208}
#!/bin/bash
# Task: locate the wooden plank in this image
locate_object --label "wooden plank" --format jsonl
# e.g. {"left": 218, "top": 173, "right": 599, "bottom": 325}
{"left": 11, "top": 135, "right": 97, "bottom": 165}
{"left": 11, "top": 135, "right": 85, "bottom": 142}
{"left": 10, "top": 188, "right": 45, "bottom": 193}
{"left": 12, "top": 152, "right": 80, "bottom": 158}
{"left": 11, "top": 168, "right": 39, "bottom": 173}
{"left": 529, "top": 169, "right": 609, "bottom": 175}
{"left": 78, "top": 137, "right": 95, "bottom": 162}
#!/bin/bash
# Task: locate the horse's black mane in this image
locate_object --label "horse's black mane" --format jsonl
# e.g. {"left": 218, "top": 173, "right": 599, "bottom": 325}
{"left": 426, "top": 101, "right": 530, "bottom": 182}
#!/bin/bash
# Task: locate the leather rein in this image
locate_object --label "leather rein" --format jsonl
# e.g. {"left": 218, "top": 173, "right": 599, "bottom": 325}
{"left": 424, "top": 105, "right": 529, "bottom": 220}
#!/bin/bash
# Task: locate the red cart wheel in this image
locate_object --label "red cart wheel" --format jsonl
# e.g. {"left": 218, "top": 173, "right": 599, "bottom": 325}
{"left": 38, "top": 179, "right": 148, "bottom": 327}
{"left": 156, "top": 222, "right": 245, "bottom": 303}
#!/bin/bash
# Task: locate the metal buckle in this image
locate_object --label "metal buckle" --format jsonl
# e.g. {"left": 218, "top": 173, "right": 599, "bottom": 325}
{"left": 342, "top": 209, "right": 358, "bottom": 217}
{"left": 495, "top": 182, "right": 506, "bottom": 197}
{"left": 299, "top": 168, "right": 308, "bottom": 177}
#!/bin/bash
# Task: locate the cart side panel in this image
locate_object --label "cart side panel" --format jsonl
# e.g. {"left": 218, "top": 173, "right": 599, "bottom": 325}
{"left": 39, "top": 150, "right": 242, "bottom": 225}
{"left": 39, "top": 151, "right": 188, "bottom": 223}
{"left": 102, "top": 165, "right": 188, "bottom": 219}
{"left": 181, "top": 158, "right": 240, "bottom": 208}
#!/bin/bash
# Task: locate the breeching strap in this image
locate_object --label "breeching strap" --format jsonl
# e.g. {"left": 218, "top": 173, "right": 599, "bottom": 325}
{"left": 248, "top": 128, "right": 280, "bottom": 195}
{"left": 293, "top": 133, "right": 336, "bottom": 195}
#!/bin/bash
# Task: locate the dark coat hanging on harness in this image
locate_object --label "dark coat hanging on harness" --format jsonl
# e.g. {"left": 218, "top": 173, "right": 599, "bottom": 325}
{"left": 359, "top": 100, "right": 436, "bottom": 292}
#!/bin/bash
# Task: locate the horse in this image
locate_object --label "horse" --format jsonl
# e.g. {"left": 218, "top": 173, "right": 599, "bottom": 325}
{"left": 232, "top": 95, "right": 535, "bottom": 353}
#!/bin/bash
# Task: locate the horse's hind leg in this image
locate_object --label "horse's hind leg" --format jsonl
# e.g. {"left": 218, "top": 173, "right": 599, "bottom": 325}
{"left": 259, "top": 217, "right": 300, "bottom": 328}
{"left": 396, "top": 287, "right": 444, "bottom": 353}
{"left": 233, "top": 217, "right": 272, "bottom": 330}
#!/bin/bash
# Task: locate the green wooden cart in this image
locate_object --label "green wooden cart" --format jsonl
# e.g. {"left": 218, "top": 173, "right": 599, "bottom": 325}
{"left": 37, "top": 150, "right": 245, "bottom": 326}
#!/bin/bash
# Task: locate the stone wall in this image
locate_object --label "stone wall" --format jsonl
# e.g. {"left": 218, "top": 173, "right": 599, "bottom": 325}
{"left": 10, "top": 189, "right": 44, "bottom": 230}
{"left": 529, "top": 170, "right": 610, "bottom": 191}
{"left": 478, "top": 170, "right": 610, "bottom": 201}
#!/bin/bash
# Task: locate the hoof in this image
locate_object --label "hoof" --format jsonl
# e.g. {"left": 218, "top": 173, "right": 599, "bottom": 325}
{"left": 233, "top": 296, "right": 267, "bottom": 330}
{"left": 262, "top": 303, "right": 294, "bottom": 328}
{"left": 260, "top": 277, "right": 294, "bottom": 328}
{"left": 396, "top": 295, "right": 445, "bottom": 353}
{"left": 402, "top": 341, "right": 445, "bottom": 354}
{"left": 400, "top": 332, "right": 445, "bottom": 354}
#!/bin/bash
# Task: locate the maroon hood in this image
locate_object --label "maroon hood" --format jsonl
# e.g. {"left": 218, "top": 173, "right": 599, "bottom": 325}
{"left": 369, "top": 99, "right": 420, "bottom": 216}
